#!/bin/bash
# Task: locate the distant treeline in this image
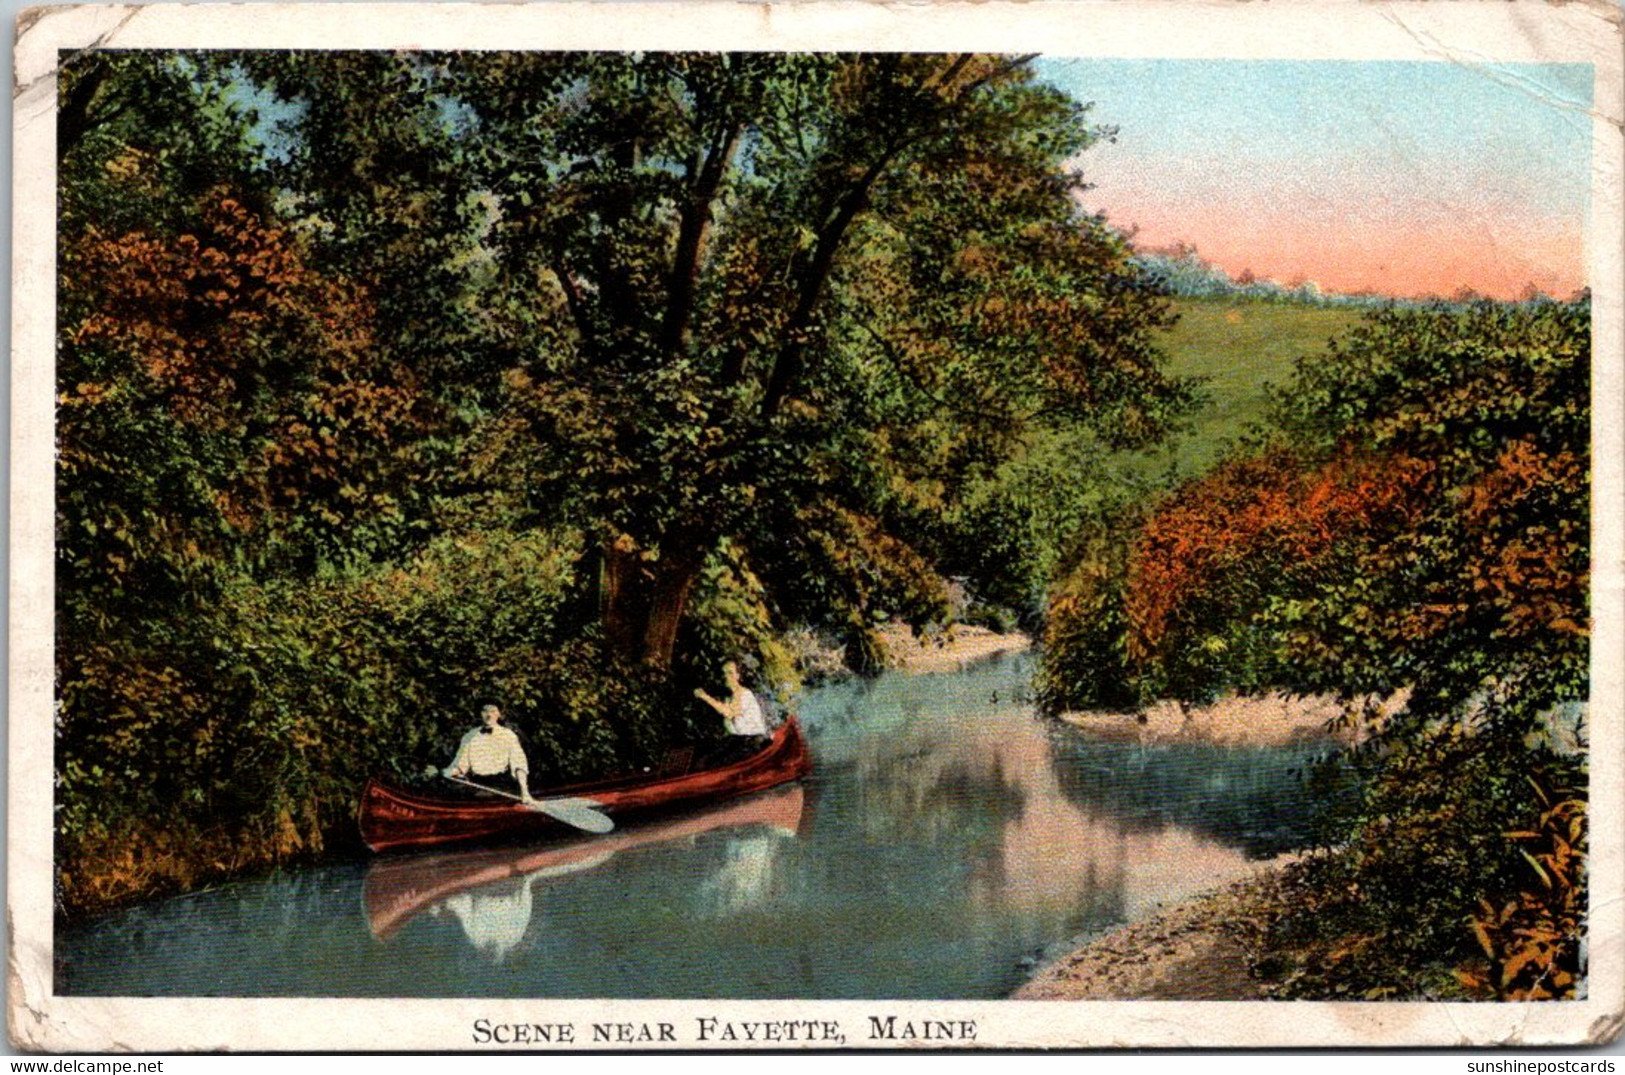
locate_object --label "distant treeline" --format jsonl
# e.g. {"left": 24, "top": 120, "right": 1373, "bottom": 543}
{"left": 1133, "top": 242, "right": 1583, "bottom": 309}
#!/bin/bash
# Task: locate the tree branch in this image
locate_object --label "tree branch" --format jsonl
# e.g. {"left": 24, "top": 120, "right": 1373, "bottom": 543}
{"left": 659, "top": 116, "right": 743, "bottom": 358}
{"left": 759, "top": 148, "right": 900, "bottom": 421}
{"left": 851, "top": 320, "right": 1018, "bottom": 428}
{"left": 551, "top": 262, "right": 594, "bottom": 342}
{"left": 756, "top": 54, "right": 1034, "bottom": 422}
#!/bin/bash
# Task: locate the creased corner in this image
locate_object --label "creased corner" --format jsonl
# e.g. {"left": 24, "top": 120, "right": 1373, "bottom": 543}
{"left": 1587, "top": 1010, "right": 1625, "bottom": 1046}
{"left": 14, "top": 6, "right": 142, "bottom": 103}
{"left": 6, "top": 904, "right": 50, "bottom": 1054}
{"left": 14, "top": 6, "right": 50, "bottom": 44}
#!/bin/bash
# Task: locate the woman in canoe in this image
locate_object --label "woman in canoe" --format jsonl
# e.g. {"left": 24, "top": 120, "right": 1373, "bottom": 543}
{"left": 694, "top": 661, "right": 772, "bottom": 764}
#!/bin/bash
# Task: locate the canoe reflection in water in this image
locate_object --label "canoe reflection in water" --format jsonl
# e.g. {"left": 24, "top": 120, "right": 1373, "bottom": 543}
{"left": 362, "top": 785, "right": 807, "bottom": 958}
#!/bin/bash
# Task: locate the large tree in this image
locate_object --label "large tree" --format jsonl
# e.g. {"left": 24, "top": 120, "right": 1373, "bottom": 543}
{"left": 244, "top": 51, "right": 1190, "bottom": 670}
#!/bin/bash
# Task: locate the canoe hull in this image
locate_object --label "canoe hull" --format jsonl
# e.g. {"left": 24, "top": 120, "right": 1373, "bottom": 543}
{"left": 359, "top": 717, "right": 811, "bottom": 852}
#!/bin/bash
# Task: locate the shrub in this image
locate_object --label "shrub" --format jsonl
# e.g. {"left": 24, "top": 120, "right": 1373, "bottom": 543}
{"left": 1457, "top": 772, "right": 1587, "bottom": 1000}
{"left": 1265, "top": 741, "right": 1585, "bottom": 999}
{"left": 1036, "top": 551, "right": 1137, "bottom": 711}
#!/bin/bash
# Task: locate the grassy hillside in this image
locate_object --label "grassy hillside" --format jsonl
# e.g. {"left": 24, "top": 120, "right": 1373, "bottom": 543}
{"left": 1144, "top": 297, "right": 1367, "bottom": 478}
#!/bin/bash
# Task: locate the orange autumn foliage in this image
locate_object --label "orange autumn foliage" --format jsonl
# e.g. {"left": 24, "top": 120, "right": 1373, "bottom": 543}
{"left": 1457, "top": 439, "right": 1589, "bottom": 643}
{"left": 61, "top": 190, "right": 430, "bottom": 546}
{"left": 1123, "top": 445, "right": 1434, "bottom": 666}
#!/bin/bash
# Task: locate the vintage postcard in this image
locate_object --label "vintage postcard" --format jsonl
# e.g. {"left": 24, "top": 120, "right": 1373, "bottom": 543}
{"left": 9, "top": 0, "right": 1624, "bottom": 1052}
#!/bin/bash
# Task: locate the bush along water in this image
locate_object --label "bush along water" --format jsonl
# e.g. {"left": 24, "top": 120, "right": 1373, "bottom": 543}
{"left": 1040, "top": 299, "right": 1591, "bottom": 998}
{"left": 55, "top": 528, "right": 726, "bottom": 917}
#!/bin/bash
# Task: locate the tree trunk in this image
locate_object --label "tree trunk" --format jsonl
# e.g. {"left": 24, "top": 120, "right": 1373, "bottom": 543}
{"left": 641, "top": 549, "right": 706, "bottom": 670}
{"left": 600, "top": 539, "right": 647, "bottom": 663}
{"left": 599, "top": 536, "right": 708, "bottom": 670}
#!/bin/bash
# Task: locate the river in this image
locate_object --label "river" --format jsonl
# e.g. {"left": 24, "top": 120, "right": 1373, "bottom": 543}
{"left": 56, "top": 651, "right": 1332, "bottom": 998}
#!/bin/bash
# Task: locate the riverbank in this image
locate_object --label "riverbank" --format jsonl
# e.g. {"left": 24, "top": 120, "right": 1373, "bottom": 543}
{"left": 1015, "top": 859, "right": 1289, "bottom": 1000}
{"left": 878, "top": 623, "right": 1031, "bottom": 673}
{"left": 58, "top": 810, "right": 332, "bottom": 921}
{"left": 1058, "top": 690, "right": 1404, "bottom": 748}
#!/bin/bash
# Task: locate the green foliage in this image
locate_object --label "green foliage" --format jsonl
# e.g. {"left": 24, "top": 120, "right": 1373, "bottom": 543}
{"left": 59, "top": 52, "right": 271, "bottom": 234}
{"left": 1041, "top": 298, "right": 1591, "bottom": 998}
{"left": 54, "top": 53, "right": 459, "bottom": 910}
{"left": 1264, "top": 740, "right": 1585, "bottom": 1000}
{"left": 1034, "top": 548, "right": 1137, "bottom": 711}
{"left": 682, "top": 540, "right": 802, "bottom": 702}
{"left": 934, "top": 430, "right": 1166, "bottom": 626}
{"left": 1264, "top": 301, "right": 1590, "bottom": 736}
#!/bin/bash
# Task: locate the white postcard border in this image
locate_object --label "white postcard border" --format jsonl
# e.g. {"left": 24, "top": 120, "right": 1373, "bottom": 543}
{"left": 11, "top": 0, "right": 1624, "bottom": 1051}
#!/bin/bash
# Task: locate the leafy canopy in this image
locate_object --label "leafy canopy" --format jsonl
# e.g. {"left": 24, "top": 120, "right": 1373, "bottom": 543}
{"left": 245, "top": 52, "right": 1191, "bottom": 664}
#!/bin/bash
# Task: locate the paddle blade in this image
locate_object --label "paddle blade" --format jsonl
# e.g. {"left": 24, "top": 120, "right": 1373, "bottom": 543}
{"left": 528, "top": 797, "right": 615, "bottom": 834}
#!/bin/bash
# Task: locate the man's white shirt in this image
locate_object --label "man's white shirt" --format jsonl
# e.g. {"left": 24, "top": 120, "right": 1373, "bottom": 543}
{"left": 451, "top": 724, "right": 529, "bottom": 778}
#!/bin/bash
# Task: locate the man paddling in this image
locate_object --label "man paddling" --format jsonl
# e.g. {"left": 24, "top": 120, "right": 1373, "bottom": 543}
{"left": 445, "top": 703, "right": 535, "bottom": 803}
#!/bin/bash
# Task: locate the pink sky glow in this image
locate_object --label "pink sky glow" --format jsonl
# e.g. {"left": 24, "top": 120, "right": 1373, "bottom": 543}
{"left": 1044, "top": 59, "right": 1593, "bottom": 302}
{"left": 1110, "top": 200, "right": 1586, "bottom": 301}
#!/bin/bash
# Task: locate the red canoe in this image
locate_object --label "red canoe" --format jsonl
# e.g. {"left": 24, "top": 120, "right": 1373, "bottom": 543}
{"left": 358, "top": 716, "right": 812, "bottom": 853}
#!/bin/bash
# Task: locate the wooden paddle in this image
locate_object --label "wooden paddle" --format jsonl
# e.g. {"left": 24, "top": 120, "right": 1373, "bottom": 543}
{"left": 444, "top": 774, "right": 615, "bottom": 834}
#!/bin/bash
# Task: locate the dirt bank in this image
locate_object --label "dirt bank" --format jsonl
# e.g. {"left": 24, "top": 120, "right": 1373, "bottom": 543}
{"left": 1059, "top": 691, "right": 1407, "bottom": 749}
{"left": 877, "top": 623, "right": 1031, "bottom": 673}
{"left": 1015, "top": 860, "right": 1288, "bottom": 1001}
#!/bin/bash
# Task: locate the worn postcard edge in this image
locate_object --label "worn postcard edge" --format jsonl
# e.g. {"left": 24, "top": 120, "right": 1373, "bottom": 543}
{"left": 9, "top": 0, "right": 1625, "bottom": 1052}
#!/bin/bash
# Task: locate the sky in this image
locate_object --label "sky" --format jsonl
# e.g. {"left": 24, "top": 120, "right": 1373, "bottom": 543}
{"left": 1037, "top": 59, "right": 1594, "bottom": 300}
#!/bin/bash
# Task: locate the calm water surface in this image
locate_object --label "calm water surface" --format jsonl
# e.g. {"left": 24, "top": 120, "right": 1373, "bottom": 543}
{"left": 57, "top": 652, "right": 1331, "bottom": 998}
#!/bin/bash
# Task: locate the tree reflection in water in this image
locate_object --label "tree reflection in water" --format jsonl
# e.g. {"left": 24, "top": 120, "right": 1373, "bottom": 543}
{"left": 804, "top": 651, "right": 1326, "bottom": 939}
